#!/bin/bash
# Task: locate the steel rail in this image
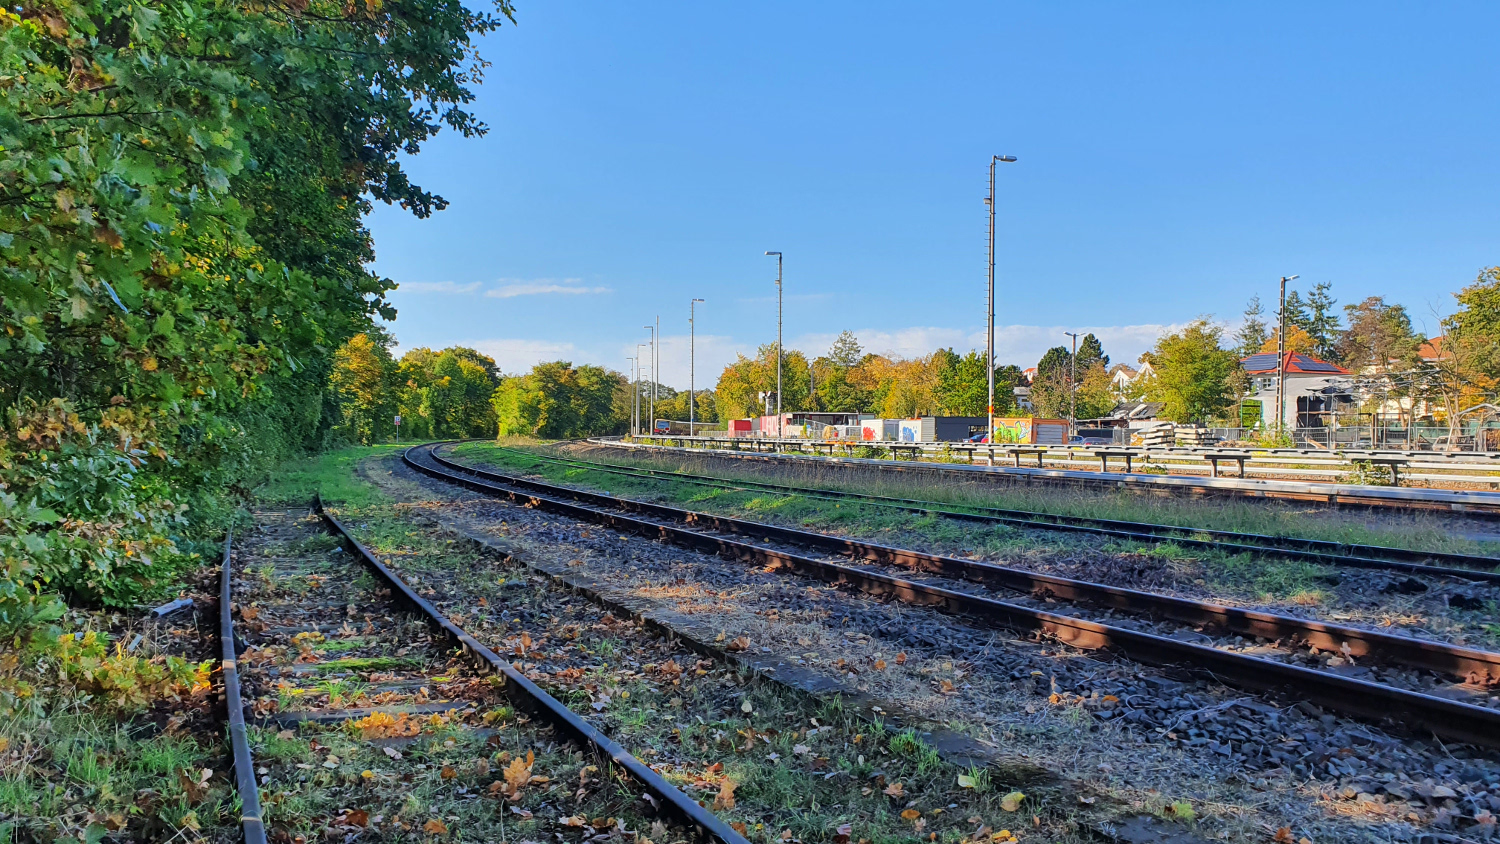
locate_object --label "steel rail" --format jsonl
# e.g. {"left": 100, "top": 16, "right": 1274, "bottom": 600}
{"left": 405, "top": 443, "right": 1500, "bottom": 748}
{"left": 219, "top": 534, "right": 270, "bottom": 844}
{"left": 474, "top": 444, "right": 1500, "bottom": 582}
{"left": 431, "top": 446, "right": 1500, "bottom": 682}
{"left": 613, "top": 435, "right": 1500, "bottom": 518}
{"left": 310, "top": 495, "right": 749, "bottom": 844}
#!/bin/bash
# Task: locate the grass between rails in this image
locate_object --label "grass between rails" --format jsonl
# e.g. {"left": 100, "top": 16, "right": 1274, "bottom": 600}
{"left": 450, "top": 442, "right": 1345, "bottom": 608}
{"left": 464, "top": 440, "right": 1500, "bottom": 558}
{"left": 298, "top": 453, "right": 1110, "bottom": 843}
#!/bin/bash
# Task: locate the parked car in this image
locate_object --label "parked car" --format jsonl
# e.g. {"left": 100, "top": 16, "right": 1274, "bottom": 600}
{"left": 1069, "top": 436, "right": 1113, "bottom": 446}
{"left": 966, "top": 432, "right": 989, "bottom": 443}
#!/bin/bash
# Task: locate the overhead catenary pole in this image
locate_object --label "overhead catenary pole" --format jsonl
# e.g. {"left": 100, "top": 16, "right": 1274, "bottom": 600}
{"left": 1276, "top": 275, "right": 1299, "bottom": 434}
{"left": 765, "top": 251, "right": 783, "bottom": 438}
{"left": 985, "top": 155, "right": 1018, "bottom": 447}
{"left": 654, "top": 315, "right": 660, "bottom": 435}
{"left": 689, "top": 298, "right": 704, "bottom": 436}
{"left": 1065, "top": 331, "right": 1079, "bottom": 435}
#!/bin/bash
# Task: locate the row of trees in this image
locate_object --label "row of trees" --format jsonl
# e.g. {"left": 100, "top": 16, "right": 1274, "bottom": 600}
{"left": 330, "top": 332, "right": 501, "bottom": 444}
{"left": 716, "top": 332, "right": 1029, "bottom": 420}
{"left": 2, "top": 0, "right": 505, "bottom": 631}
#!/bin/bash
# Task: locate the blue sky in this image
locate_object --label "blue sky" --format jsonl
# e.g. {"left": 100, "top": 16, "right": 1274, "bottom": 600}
{"left": 369, "top": 2, "right": 1500, "bottom": 388}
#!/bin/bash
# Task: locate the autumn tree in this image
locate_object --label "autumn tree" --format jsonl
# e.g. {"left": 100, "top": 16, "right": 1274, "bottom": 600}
{"left": 1142, "top": 319, "right": 1240, "bottom": 423}
{"left": 715, "top": 344, "right": 811, "bottom": 419}
{"left": 331, "top": 332, "right": 399, "bottom": 444}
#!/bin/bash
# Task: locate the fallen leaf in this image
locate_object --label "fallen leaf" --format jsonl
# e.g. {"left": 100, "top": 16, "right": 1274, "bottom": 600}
{"left": 423, "top": 818, "right": 448, "bottom": 835}
{"left": 240, "top": 606, "right": 259, "bottom": 621}
{"left": 341, "top": 809, "right": 369, "bottom": 827}
{"left": 730, "top": 822, "right": 748, "bottom": 835}
{"left": 728, "top": 636, "right": 751, "bottom": 652}
{"left": 901, "top": 809, "right": 921, "bottom": 821}
{"left": 713, "top": 778, "right": 738, "bottom": 811}
{"left": 895, "top": 652, "right": 907, "bottom": 665}
{"left": 510, "top": 807, "right": 533, "bottom": 819}
{"left": 741, "top": 700, "right": 753, "bottom": 714}
{"left": 383, "top": 746, "right": 402, "bottom": 760}
{"left": 873, "top": 659, "right": 887, "bottom": 670}
{"left": 957, "top": 774, "right": 977, "bottom": 789}
{"left": 833, "top": 823, "right": 853, "bottom": 844}
{"left": 793, "top": 744, "right": 811, "bottom": 756}
{"left": 563, "top": 817, "right": 586, "bottom": 827}
{"left": 1001, "top": 792, "right": 1025, "bottom": 812}
{"left": 883, "top": 782, "right": 905, "bottom": 798}
{"left": 1274, "top": 830, "right": 1294, "bottom": 844}
{"left": 441, "top": 765, "right": 456, "bottom": 780}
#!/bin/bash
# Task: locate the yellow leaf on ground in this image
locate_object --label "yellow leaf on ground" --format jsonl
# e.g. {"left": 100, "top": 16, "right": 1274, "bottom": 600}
{"left": 713, "top": 778, "right": 738, "bottom": 811}
{"left": 423, "top": 818, "right": 448, "bottom": 835}
{"left": 1000, "top": 792, "right": 1025, "bottom": 812}
{"left": 901, "top": 809, "right": 921, "bottom": 821}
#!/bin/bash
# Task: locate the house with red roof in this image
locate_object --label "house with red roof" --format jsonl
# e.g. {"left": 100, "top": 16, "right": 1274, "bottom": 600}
{"left": 1240, "top": 352, "right": 1353, "bottom": 430}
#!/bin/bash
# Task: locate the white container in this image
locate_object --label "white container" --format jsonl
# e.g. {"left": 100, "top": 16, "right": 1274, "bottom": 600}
{"left": 898, "top": 418, "right": 935, "bottom": 443}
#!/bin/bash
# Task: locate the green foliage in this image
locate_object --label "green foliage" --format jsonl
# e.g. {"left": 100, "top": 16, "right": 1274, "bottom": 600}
{"left": 330, "top": 332, "right": 399, "bottom": 445}
{"left": 1141, "top": 319, "right": 1240, "bottom": 423}
{"left": 395, "top": 347, "right": 499, "bottom": 440}
{"left": 0, "top": 0, "right": 508, "bottom": 625}
{"left": 492, "top": 361, "right": 628, "bottom": 439}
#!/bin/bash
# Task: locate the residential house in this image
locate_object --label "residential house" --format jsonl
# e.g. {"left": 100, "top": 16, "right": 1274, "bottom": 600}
{"left": 1240, "top": 352, "right": 1353, "bottom": 429}
{"left": 1108, "top": 362, "right": 1154, "bottom": 398}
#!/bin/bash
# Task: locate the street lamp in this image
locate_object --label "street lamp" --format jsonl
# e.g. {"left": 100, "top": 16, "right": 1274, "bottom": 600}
{"left": 765, "top": 251, "right": 783, "bottom": 438}
{"left": 985, "top": 155, "right": 1018, "bottom": 446}
{"left": 690, "top": 298, "right": 705, "bottom": 436}
{"left": 644, "top": 324, "right": 655, "bottom": 436}
{"left": 635, "top": 343, "right": 647, "bottom": 436}
{"left": 1064, "top": 331, "right": 1079, "bottom": 435}
{"left": 626, "top": 355, "right": 637, "bottom": 435}
{"left": 1276, "top": 274, "right": 1299, "bottom": 434}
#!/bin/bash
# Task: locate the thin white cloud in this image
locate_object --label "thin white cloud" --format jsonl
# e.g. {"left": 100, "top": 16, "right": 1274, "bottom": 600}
{"left": 486, "top": 281, "right": 612, "bottom": 299}
{"left": 396, "top": 281, "right": 482, "bottom": 294}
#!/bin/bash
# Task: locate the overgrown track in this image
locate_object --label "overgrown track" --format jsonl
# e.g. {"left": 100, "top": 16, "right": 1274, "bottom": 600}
{"left": 222, "top": 504, "right": 748, "bottom": 844}
{"left": 407, "top": 442, "right": 1500, "bottom": 748}
{"left": 219, "top": 534, "right": 268, "bottom": 844}
{"left": 495, "top": 445, "right": 1500, "bottom": 582}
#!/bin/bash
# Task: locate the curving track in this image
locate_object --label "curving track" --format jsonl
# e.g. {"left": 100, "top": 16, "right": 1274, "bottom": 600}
{"left": 491, "top": 444, "right": 1500, "bottom": 581}
{"left": 406, "top": 441, "right": 1500, "bottom": 749}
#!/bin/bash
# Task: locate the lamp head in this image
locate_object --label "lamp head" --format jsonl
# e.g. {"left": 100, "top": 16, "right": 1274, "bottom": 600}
{"left": 765, "top": 251, "right": 781, "bottom": 257}
{"left": 997, "top": 155, "right": 1017, "bottom": 163}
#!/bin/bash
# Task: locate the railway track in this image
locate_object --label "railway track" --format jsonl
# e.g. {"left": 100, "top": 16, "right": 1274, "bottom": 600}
{"left": 482, "top": 444, "right": 1500, "bottom": 582}
{"left": 219, "top": 505, "right": 747, "bottom": 844}
{"left": 406, "top": 442, "right": 1500, "bottom": 749}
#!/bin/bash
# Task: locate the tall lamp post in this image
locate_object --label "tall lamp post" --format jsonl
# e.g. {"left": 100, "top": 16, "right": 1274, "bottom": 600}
{"left": 635, "top": 343, "right": 647, "bottom": 436}
{"left": 985, "top": 155, "right": 1018, "bottom": 445}
{"left": 627, "top": 355, "right": 637, "bottom": 435}
{"left": 1276, "top": 275, "right": 1299, "bottom": 434}
{"left": 1064, "top": 331, "right": 1079, "bottom": 436}
{"left": 689, "top": 298, "right": 704, "bottom": 436}
{"left": 764, "top": 251, "right": 783, "bottom": 438}
{"left": 644, "top": 324, "right": 656, "bottom": 435}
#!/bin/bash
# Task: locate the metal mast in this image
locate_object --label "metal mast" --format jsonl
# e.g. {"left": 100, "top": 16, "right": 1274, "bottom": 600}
{"left": 985, "top": 155, "right": 1017, "bottom": 444}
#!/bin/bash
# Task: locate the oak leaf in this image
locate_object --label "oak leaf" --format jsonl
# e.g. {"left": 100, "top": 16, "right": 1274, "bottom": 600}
{"left": 713, "top": 778, "right": 738, "bottom": 811}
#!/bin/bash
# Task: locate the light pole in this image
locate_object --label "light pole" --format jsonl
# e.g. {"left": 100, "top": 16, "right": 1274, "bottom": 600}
{"left": 1276, "top": 275, "right": 1299, "bottom": 434}
{"left": 765, "top": 251, "right": 783, "bottom": 438}
{"left": 689, "top": 298, "right": 704, "bottom": 436}
{"left": 654, "top": 315, "right": 660, "bottom": 434}
{"left": 636, "top": 342, "right": 647, "bottom": 436}
{"left": 627, "top": 355, "right": 637, "bottom": 435}
{"left": 644, "top": 324, "right": 655, "bottom": 435}
{"left": 1064, "top": 331, "right": 1079, "bottom": 435}
{"left": 985, "top": 155, "right": 1018, "bottom": 444}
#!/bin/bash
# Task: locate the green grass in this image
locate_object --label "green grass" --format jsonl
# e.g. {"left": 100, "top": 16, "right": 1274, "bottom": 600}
{"left": 254, "top": 444, "right": 406, "bottom": 507}
{"left": 452, "top": 441, "right": 1500, "bottom": 559}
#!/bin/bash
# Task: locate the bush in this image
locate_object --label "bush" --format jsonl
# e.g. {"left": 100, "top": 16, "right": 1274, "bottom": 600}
{"left": 0, "top": 401, "right": 191, "bottom": 641}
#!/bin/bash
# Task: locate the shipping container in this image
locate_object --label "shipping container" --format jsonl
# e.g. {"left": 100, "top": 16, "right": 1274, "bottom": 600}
{"left": 931, "top": 416, "right": 989, "bottom": 442}
{"left": 898, "top": 418, "right": 936, "bottom": 442}
{"left": 860, "top": 419, "right": 899, "bottom": 441}
{"left": 727, "top": 419, "right": 753, "bottom": 437}
{"left": 992, "top": 417, "right": 1068, "bottom": 445}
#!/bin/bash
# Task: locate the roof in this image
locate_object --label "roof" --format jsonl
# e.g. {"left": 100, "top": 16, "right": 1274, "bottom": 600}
{"left": 1105, "top": 400, "right": 1165, "bottom": 420}
{"left": 1418, "top": 337, "right": 1447, "bottom": 360}
{"left": 1240, "top": 352, "right": 1349, "bottom": 375}
{"left": 1108, "top": 364, "right": 1138, "bottom": 378}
